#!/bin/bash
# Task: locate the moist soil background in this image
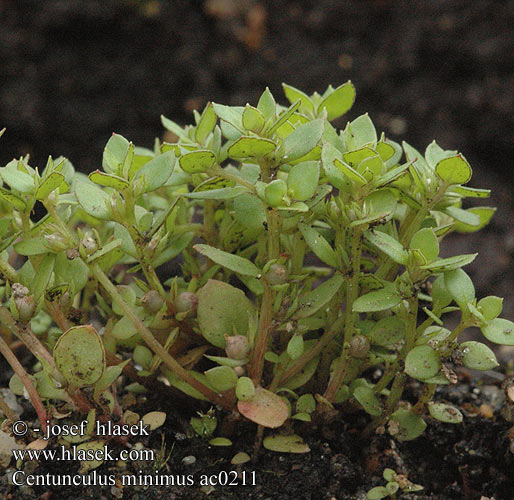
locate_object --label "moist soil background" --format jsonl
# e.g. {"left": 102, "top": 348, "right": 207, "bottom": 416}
{"left": 0, "top": 1, "right": 513, "bottom": 499}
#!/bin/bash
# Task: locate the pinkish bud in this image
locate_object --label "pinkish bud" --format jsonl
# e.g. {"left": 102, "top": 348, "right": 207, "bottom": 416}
{"left": 15, "top": 295, "right": 36, "bottom": 322}
{"left": 175, "top": 292, "right": 198, "bottom": 314}
{"left": 265, "top": 263, "right": 288, "bottom": 285}
{"left": 141, "top": 290, "right": 164, "bottom": 313}
{"left": 225, "top": 335, "right": 251, "bottom": 360}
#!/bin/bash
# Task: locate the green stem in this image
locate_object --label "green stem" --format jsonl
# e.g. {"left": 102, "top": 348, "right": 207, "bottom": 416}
{"left": 412, "top": 383, "right": 437, "bottom": 414}
{"left": 43, "top": 201, "right": 78, "bottom": 245}
{"left": 279, "top": 316, "right": 343, "bottom": 387}
{"left": 207, "top": 166, "right": 257, "bottom": 193}
{"left": 324, "top": 228, "right": 362, "bottom": 401}
{"left": 0, "top": 335, "right": 48, "bottom": 431}
{"left": 90, "top": 263, "right": 233, "bottom": 410}
{"left": 248, "top": 284, "right": 274, "bottom": 385}
{"left": 0, "top": 257, "right": 17, "bottom": 283}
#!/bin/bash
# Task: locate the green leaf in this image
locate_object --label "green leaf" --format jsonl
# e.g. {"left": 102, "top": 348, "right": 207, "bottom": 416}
{"left": 54, "top": 252, "right": 90, "bottom": 294}
{"left": 420, "top": 253, "right": 477, "bottom": 272}
{"left": 317, "top": 81, "right": 355, "bottom": 121}
{"left": 196, "top": 103, "right": 217, "bottom": 144}
{"left": 190, "top": 414, "right": 217, "bottom": 438}
{"left": 88, "top": 171, "right": 129, "bottom": 191}
{"left": 235, "top": 376, "right": 255, "bottom": 401}
{"left": 0, "top": 160, "right": 35, "bottom": 193}
{"left": 477, "top": 296, "right": 503, "bottom": 320}
{"left": 428, "top": 403, "right": 463, "bottom": 424}
{"left": 435, "top": 154, "right": 472, "bottom": 185}
{"left": 237, "top": 387, "right": 289, "bottom": 428}
{"left": 287, "top": 161, "right": 320, "bottom": 201}
{"left": 205, "top": 366, "right": 238, "bottom": 392}
{"left": 480, "top": 318, "right": 514, "bottom": 345}
{"left": 14, "top": 237, "right": 49, "bottom": 256}
{"left": 183, "top": 186, "right": 246, "bottom": 200}
{"left": 283, "top": 119, "right": 324, "bottom": 162}
{"left": 268, "top": 100, "right": 302, "bottom": 135}
{"left": 389, "top": 409, "right": 426, "bottom": 441}
{"left": 94, "top": 360, "right": 130, "bottom": 397}
{"left": 112, "top": 315, "right": 138, "bottom": 340}
{"left": 160, "top": 115, "right": 189, "bottom": 141}
{"left": 263, "top": 434, "right": 310, "bottom": 453}
{"left": 366, "top": 486, "right": 389, "bottom": 500}
{"left": 353, "top": 287, "right": 402, "bottom": 313}
{"left": 228, "top": 137, "right": 276, "bottom": 159}
{"left": 409, "top": 228, "right": 439, "bottom": 263}
{"left": 233, "top": 193, "right": 266, "bottom": 231}
{"left": 321, "top": 142, "right": 350, "bottom": 190}
{"left": 257, "top": 87, "right": 276, "bottom": 119}
{"left": 452, "top": 185, "right": 490, "bottom": 198}
{"left": 364, "top": 229, "right": 408, "bottom": 265}
{"left": 295, "top": 274, "right": 345, "bottom": 319}
{"left": 333, "top": 158, "right": 367, "bottom": 186}
{"left": 264, "top": 179, "right": 288, "bottom": 207}
{"left": 212, "top": 103, "right": 245, "bottom": 132}
{"left": 299, "top": 223, "right": 338, "bottom": 267}
{"left": 287, "top": 335, "right": 304, "bottom": 360}
{"left": 35, "top": 172, "right": 65, "bottom": 199}
{"left": 0, "top": 187, "right": 26, "bottom": 210}
{"left": 370, "top": 316, "right": 406, "bottom": 346}
{"left": 103, "top": 134, "right": 130, "bottom": 174}
{"left": 53, "top": 325, "right": 106, "bottom": 388}
{"left": 452, "top": 206, "right": 495, "bottom": 233}
{"left": 444, "top": 206, "right": 481, "bottom": 227}
{"left": 204, "top": 355, "right": 247, "bottom": 368}
{"left": 405, "top": 345, "right": 441, "bottom": 380}
{"left": 242, "top": 104, "right": 265, "bottom": 132}
{"left": 134, "top": 151, "right": 175, "bottom": 192}
{"left": 209, "top": 437, "right": 232, "bottom": 447}
{"left": 346, "top": 113, "right": 377, "bottom": 148}
{"left": 32, "top": 254, "right": 55, "bottom": 301}
{"left": 460, "top": 341, "right": 499, "bottom": 370}
{"left": 444, "top": 268, "right": 475, "bottom": 308}
{"left": 197, "top": 280, "right": 253, "bottom": 348}
{"left": 194, "top": 244, "right": 260, "bottom": 277}
{"left": 179, "top": 150, "right": 216, "bottom": 173}
{"left": 354, "top": 386, "right": 382, "bottom": 416}
{"left": 296, "top": 394, "right": 316, "bottom": 414}
{"left": 76, "top": 181, "right": 111, "bottom": 220}
{"left": 282, "top": 83, "right": 314, "bottom": 114}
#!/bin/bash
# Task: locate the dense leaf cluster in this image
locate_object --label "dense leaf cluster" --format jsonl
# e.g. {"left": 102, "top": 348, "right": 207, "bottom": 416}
{"left": 0, "top": 83, "right": 512, "bottom": 453}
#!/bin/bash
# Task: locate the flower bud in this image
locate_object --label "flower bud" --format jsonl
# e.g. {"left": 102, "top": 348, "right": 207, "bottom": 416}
{"left": 12, "top": 283, "right": 29, "bottom": 299}
{"left": 15, "top": 295, "right": 36, "bottom": 322}
{"left": 265, "top": 263, "right": 288, "bottom": 285}
{"left": 225, "top": 335, "right": 251, "bottom": 360}
{"left": 44, "top": 233, "right": 69, "bottom": 252}
{"left": 349, "top": 335, "right": 370, "bottom": 359}
{"left": 141, "top": 290, "right": 164, "bottom": 313}
{"left": 175, "top": 292, "right": 198, "bottom": 314}
{"left": 81, "top": 235, "right": 98, "bottom": 255}
{"left": 234, "top": 366, "right": 245, "bottom": 377}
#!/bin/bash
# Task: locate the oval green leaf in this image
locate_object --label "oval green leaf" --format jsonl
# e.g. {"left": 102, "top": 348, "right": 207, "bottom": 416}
{"left": 53, "top": 325, "right": 106, "bottom": 388}
{"left": 405, "top": 345, "right": 441, "bottom": 380}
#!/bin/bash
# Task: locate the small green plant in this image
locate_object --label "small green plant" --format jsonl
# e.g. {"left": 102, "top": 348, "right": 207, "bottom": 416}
{"left": 0, "top": 82, "right": 512, "bottom": 455}
{"left": 367, "top": 468, "right": 423, "bottom": 499}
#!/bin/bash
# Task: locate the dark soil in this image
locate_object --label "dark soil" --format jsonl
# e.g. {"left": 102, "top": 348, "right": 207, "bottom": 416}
{"left": 1, "top": 373, "right": 513, "bottom": 499}
{"left": 1, "top": 1, "right": 513, "bottom": 499}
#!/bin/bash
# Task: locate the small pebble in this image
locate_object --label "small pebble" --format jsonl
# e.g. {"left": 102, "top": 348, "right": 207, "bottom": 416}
{"left": 182, "top": 455, "right": 196, "bottom": 465}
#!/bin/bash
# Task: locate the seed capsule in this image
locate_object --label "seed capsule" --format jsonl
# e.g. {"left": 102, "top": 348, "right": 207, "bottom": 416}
{"left": 265, "top": 263, "right": 288, "bottom": 285}
{"left": 175, "top": 292, "right": 198, "bottom": 314}
{"left": 349, "top": 335, "right": 370, "bottom": 359}
{"left": 15, "top": 295, "right": 36, "bottom": 322}
{"left": 141, "top": 290, "right": 164, "bottom": 313}
{"left": 225, "top": 335, "right": 251, "bottom": 360}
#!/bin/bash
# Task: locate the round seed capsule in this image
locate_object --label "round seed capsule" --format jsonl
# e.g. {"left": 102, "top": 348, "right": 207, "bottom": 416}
{"left": 265, "top": 263, "right": 288, "bottom": 285}
{"left": 349, "top": 335, "right": 370, "bottom": 359}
